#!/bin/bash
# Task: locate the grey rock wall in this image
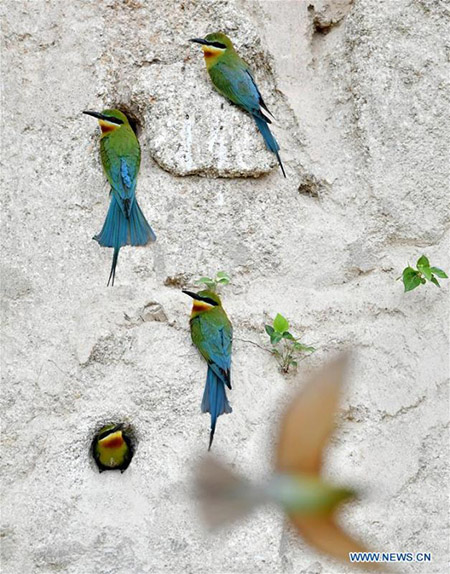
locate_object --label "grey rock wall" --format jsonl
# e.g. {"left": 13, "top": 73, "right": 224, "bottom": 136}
{"left": 1, "top": 1, "right": 449, "bottom": 573}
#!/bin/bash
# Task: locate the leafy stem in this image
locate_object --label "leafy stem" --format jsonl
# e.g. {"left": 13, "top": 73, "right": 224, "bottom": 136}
{"left": 195, "top": 271, "right": 231, "bottom": 292}
{"left": 399, "top": 255, "right": 447, "bottom": 292}
{"left": 265, "top": 313, "right": 315, "bottom": 374}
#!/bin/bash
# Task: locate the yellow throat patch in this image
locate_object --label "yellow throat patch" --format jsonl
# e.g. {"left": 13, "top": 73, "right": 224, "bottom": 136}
{"left": 201, "top": 44, "right": 225, "bottom": 66}
{"left": 99, "top": 120, "right": 120, "bottom": 134}
{"left": 97, "top": 430, "right": 128, "bottom": 468}
{"left": 98, "top": 430, "right": 124, "bottom": 450}
{"left": 192, "top": 300, "right": 215, "bottom": 314}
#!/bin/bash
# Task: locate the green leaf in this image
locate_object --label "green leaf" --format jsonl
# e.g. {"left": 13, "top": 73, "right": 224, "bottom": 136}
{"left": 402, "top": 267, "right": 421, "bottom": 292}
{"left": 430, "top": 267, "right": 448, "bottom": 279}
{"left": 273, "top": 313, "right": 289, "bottom": 334}
{"left": 265, "top": 325, "right": 274, "bottom": 337}
{"left": 417, "top": 255, "right": 430, "bottom": 270}
{"left": 216, "top": 271, "right": 230, "bottom": 280}
{"left": 417, "top": 256, "right": 432, "bottom": 280}
{"left": 196, "top": 276, "right": 214, "bottom": 286}
{"left": 294, "top": 342, "right": 315, "bottom": 353}
{"left": 289, "top": 360, "right": 298, "bottom": 367}
{"left": 217, "top": 277, "right": 230, "bottom": 285}
{"left": 421, "top": 267, "right": 433, "bottom": 281}
{"left": 271, "top": 332, "right": 283, "bottom": 344}
{"left": 282, "top": 331, "right": 295, "bottom": 340}
{"left": 430, "top": 276, "right": 440, "bottom": 288}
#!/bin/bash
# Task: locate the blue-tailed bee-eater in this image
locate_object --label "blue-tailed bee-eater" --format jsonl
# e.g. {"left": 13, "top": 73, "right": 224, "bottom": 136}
{"left": 83, "top": 109, "right": 156, "bottom": 286}
{"left": 183, "top": 289, "right": 233, "bottom": 450}
{"left": 190, "top": 32, "right": 286, "bottom": 177}
{"left": 92, "top": 423, "right": 134, "bottom": 472}
{"left": 196, "top": 355, "right": 379, "bottom": 568}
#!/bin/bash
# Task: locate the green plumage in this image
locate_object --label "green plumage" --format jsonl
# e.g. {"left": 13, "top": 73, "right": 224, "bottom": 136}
{"left": 190, "top": 32, "right": 286, "bottom": 176}
{"left": 99, "top": 112, "right": 140, "bottom": 212}
{"left": 190, "top": 293, "right": 233, "bottom": 371}
{"left": 269, "top": 474, "right": 354, "bottom": 515}
{"left": 84, "top": 108, "right": 156, "bottom": 285}
{"left": 185, "top": 289, "right": 233, "bottom": 449}
{"left": 92, "top": 423, "right": 134, "bottom": 473}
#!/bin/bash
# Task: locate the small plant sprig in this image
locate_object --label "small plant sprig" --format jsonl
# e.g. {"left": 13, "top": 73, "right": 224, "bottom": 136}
{"left": 265, "top": 313, "right": 315, "bottom": 373}
{"left": 399, "top": 255, "right": 448, "bottom": 292}
{"left": 195, "top": 271, "right": 230, "bottom": 293}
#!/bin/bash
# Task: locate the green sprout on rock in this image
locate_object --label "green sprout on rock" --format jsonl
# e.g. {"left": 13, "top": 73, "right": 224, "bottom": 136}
{"left": 265, "top": 313, "right": 315, "bottom": 373}
{"left": 400, "top": 255, "right": 447, "bottom": 292}
{"left": 195, "top": 271, "right": 231, "bottom": 292}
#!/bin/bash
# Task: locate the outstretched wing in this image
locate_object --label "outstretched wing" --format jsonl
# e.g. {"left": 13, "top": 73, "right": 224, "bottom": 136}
{"left": 196, "top": 456, "right": 263, "bottom": 527}
{"left": 288, "top": 514, "right": 378, "bottom": 570}
{"left": 276, "top": 354, "right": 348, "bottom": 475}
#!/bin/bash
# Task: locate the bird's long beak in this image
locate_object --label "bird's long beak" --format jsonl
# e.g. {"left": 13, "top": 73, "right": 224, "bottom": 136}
{"left": 83, "top": 110, "right": 107, "bottom": 120}
{"left": 189, "top": 38, "right": 209, "bottom": 46}
{"left": 182, "top": 290, "right": 200, "bottom": 300}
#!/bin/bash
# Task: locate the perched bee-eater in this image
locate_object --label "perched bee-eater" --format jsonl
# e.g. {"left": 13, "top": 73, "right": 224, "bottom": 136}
{"left": 83, "top": 109, "right": 156, "bottom": 286}
{"left": 92, "top": 423, "right": 134, "bottom": 472}
{"left": 196, "top": 355, "right": 377, "bottom": 566}
{"left": 183, "top": 289, "right": 233, "bottom": 450}
{"left": 190, "top": 32, "right": 286, "bottom": 177}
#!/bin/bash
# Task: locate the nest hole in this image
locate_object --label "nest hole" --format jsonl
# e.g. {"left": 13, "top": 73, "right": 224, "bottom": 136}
{"left": 91, "top": 421, "right": 137, "bottom": 473}
{"left": 111, "top": 103, "right": 144, "bottom": 137}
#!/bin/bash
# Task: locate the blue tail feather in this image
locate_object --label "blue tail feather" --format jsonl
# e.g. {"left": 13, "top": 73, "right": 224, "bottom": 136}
{"left": 201, "top": 367, "right": 232, "bottom": 450}
{"left": 129, "top": 200, "right": 157, "bottom": 244}
{"left": 107, "top": 247, "right": 119, "bottom": 287}
{"left": 94, "top": 192, "right": 156, "bottom": 286}
{"left": 253, "top": 115, "right": 286, "bottom": 178}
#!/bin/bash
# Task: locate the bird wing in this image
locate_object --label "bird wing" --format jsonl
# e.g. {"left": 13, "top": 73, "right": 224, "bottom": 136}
{"left": 287, "top": 514, "right": 378, "bottom": 570}
{"left": 100, "top": 135, "right": 140, "bottom": 204}
{"left": 245, "top": 68, "right": 274, "bottom": 120}
{"left": 192, "top": 311, "right": 233, "bottom": 388}
{"left": 276, "top": 355, "right": 348, "bottom": 475}
{"left": 210, "top": 60, "right": 270, "bottom": 121}
{"left": 196, "top": 456, "right": 261, "bottom": 527}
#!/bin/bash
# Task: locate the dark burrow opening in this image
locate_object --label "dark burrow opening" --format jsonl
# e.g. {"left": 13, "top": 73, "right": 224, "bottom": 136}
{"left": 110, "top": 103, "right": 144, "bottom": 137}
{"left": 91, "top": 421, "right": 136, "bottom": 473}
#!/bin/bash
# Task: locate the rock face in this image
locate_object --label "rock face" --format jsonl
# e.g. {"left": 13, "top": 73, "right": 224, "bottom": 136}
{"left": 1, "top": 1, "right": 449, "bottom": 573}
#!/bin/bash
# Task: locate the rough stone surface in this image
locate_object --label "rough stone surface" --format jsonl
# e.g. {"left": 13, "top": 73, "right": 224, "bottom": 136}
{"left": 1, "top": 1, "right": 449, "bottom": 573}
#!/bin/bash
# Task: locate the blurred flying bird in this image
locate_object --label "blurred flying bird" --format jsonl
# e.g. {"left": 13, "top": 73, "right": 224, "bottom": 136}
{"left": 196, "top": 355, "right": 377, "bottom": 567}
{"left": 92, "top": 423, "right": 134, "bottom": 472}
{"left": 190, "top": 32, "right": 286, "bottom": 177}
{"left": 183, "top": 289, "right": 233, "bottom": 450}
{"left": 83, "top": 109, "right": 156, "bottom": 286}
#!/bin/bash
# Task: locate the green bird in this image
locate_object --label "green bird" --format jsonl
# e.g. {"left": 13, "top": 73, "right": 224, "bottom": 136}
{"left": 183, "top": 289, "right": 233, "bottom": 450}
{"left": 83, "top": 109, "right": 156, "bottom": 286}
{"left": 196, "top": 355, "right": 377, "bottom": 566}
{"left": 190, "top": 32, "right": 286, "bottom": 177}
{"left": 92, "top": 424, "right": 134, "bottom": 472}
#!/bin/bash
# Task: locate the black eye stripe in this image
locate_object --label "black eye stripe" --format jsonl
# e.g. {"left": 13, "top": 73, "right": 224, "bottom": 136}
{"left": 103, "top": 117, "right": 124, "bottom": 125}
{"left": 201, "top": 297, "right": 219, "bottom": 306}
{"left": 208, "top": 41, "right": 227, "bottom": 49}
{"left": 97, "top": 425, "right": 122, "bottom": 440}
{"left": 182, "top": 290, "right": 219, "bottom": 306}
